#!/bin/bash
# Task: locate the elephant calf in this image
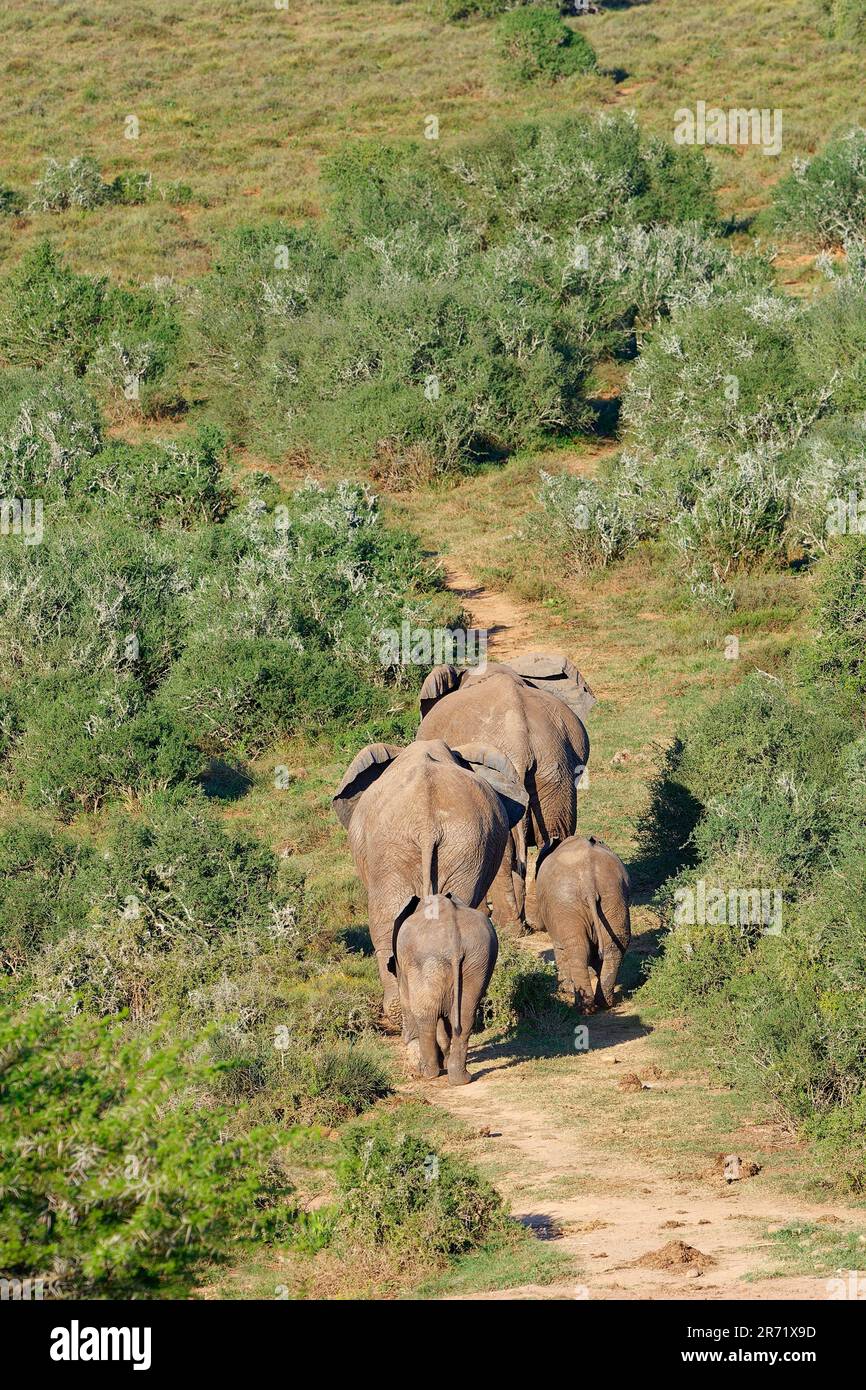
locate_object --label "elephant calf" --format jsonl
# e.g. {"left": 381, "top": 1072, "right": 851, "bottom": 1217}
{"left": 535, "top": 835, "right": 631, "bottom": 1013}
{"left": 390, "top": 893, "right": 497, "bottom": 1086}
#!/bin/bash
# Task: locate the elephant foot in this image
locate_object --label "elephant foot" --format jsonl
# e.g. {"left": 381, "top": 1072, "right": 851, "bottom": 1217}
{"left": 575, "top": 990, "right": 598, "bottom": 1015}
{"left": 496, "top": 918, "right": 527, "bottom": 940}
{"left": 447, "top": 1067, "right": 471, "bottom": 1087}
{"left": 405, "top": 1039, "right": 421, "bottom": 1074}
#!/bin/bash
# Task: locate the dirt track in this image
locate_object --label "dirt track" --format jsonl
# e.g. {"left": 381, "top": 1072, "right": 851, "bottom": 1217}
{"left": 400, "top": 558, "right": 864, "bottom": 1301}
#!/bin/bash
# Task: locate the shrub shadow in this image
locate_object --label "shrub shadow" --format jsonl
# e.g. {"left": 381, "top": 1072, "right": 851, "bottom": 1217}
{"left": 199, "top": 759, "right": 253, "bottom": 801}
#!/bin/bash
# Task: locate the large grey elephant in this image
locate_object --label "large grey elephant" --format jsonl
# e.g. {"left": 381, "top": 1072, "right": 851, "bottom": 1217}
{"left": 389, "top": 892, "right": 497, "bottom": 1085}
{"left": 332, "top": 739, "right": 527, "bottom": 1016}
{"left": 535, "top": 834, "right": 631, "bottom": 1012}
{"left": 415, "top": 653, "right": 595, "bottom": 933}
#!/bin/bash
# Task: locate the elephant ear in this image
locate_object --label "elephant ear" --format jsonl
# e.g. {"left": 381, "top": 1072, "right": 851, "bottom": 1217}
{"left": 504, "top": 651, "right": 597, "bottom": 722}
{"left": 453, "top": 742, "right": 529, "bottom": 830}
{"left": 419, "top": 664, "right": 466, "bottom": 719}
{"left": 332, "top": 743, "right": 403, "bottom": 830}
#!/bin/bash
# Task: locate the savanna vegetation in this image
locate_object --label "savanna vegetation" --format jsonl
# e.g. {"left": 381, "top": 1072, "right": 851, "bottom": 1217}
{"left": 3, "top": 0, "right": 866, "bottom": 1300}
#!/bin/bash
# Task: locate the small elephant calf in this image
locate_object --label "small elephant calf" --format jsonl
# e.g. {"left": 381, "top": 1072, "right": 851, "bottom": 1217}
{"left": 389, "top": 893, "right": 498, "bottom": 1086}
{"left": 535, "top": 835, "right": 631, "bottom": 1013}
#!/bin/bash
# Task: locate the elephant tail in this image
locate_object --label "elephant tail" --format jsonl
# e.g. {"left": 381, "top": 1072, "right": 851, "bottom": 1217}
{"left": 449, "top": 908, "right": 464, "bottom": 1037}
{"left": 421, "top": 828, "right": 440, "bottom": 900}
{"left": 590, "top": 895, "right": 628, "bottom": 956}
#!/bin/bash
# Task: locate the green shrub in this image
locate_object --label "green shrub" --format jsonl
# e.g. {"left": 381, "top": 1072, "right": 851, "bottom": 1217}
{"left": 257, "top": 274, "right": 593, "bottom": 470}
{"left": 277, "top": 1043, "right": 391, "bottom": 1126}
{"left": 337, "top": 1122, "right": 506, "bottom": 1257}
{"left": 536, "top": 460, "right": 651, "bottom": 570}
{"left": 449, "top": 115, "right": 717, "bottom": 237}
{"left": 0, "top": 244, "right": 106, "bottom": 375}
{"left": 0, "top": 516, "right": 189, "bottom": 684}
{"left": 86, "top": 280, "right": 183, "bottom": 415}
{"left": 108, "top": 170, "right": 153, "bottom": 206}
{"left": 0, "top": 1003, "right": 295, "bottom": 1296}
{"left": 190, "top": 119, "right": 717, "bottom": 469}
{"left": 825, "top": 0, "right": 866, "bottom": 41}
{"left": 497, "top": 9, "right": 597, "bottom": 83}
{"left": 0, "top": 822, "right": 102, "bottom": 974}
{"left": 0, "top": 368, "right": 103, "bottom": 498}
{"left": 30, "top": 156, "right": 110, "bottom": 212}
{"left": 28, "top": 795, "right": 284, "bottom": 1012}
{"left": 623, "top": 294, "right": 818, "bottom": 474}
{"left": 0, "top": 184, "right": 23, "bottom": 216}
{"left": 799, "top": 536, "right": 866, "bottom": 715}
{"left": 73, "top": 424, "right": 229, "bottom": 527}
{"left": 795, "top": 268, "right": 866, "bottom": 415}
{"left": 444, "top": 0, "right": 563, "bottom": 18}
{"left": 28, "top": 158, "right": 154, "bottom": 213}
{"left": 479, "top": 936, "right": 559, "bottom": 1033}
{"left": 0, "top": 243, "right": 182, "bottom": 415}
{"left": 772, "top": 128, "right": 866, "bottom": 245}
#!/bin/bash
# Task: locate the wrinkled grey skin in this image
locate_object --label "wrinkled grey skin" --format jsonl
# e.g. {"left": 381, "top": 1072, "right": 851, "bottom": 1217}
{"left": 389, "top": 893, "right": 497, "bottom": 1086}
{"left": 333, "top": 739, "right": 527, "bottom": 1017}
{"left": 535, "top": 834, "right": 631, "bottom": 1012}
{"left": 415, "top": 654, "right": 594, "bottom": 934}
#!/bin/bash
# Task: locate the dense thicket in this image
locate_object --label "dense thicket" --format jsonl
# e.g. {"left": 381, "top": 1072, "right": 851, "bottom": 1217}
{"left": 642, "top": 539, "right": 866, "bottom": 1188}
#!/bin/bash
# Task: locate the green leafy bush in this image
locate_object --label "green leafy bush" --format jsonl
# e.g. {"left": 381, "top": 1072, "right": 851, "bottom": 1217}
{"left": 338, "top": 1122, "right": 506, "bottom": 1257}
{"left": 73, "top": 425, "right": 229, "bottom": 527}
{"left": 822, "top": 0, "right": 866, "bottom": 41}
{"left": 0, "top": 822, "right": 102, "bottom": 975}
{"left": 30, "top": 156, "right": 111, "bottom": 212}
{"left": 444, "top": 0, "right": 567, "bottom": 18}
{"left": 0, "top": 244, "right": 106, "bottom": 375}
{"left": 537, "top": 460, "right": 651, "bottom": 571}
{"left": 189, "top": 117, "right": 717, "bottom": 470}
{"left": 29, "top": 157, "right": 153, "bottom": 213}
{"left": 0, "top": 368, "right": 103, "bottom": 498}
{"left": 0, "top": 1003, "right": 295, "bottom": 1296}
{"left": 277, "top": 1044, "right": 391, "bottom": 1126}
{"left": 0, "top": 184, "right": 23, "bottom": 216}
{"left": 497, "top": 8, "right": 597, "bottom": 82}
{"left": 643, "top": 621, "right": 866, "bottom": 1187}
{"left": 772, "top": 128, "right": 866, "bottom": 245}
{"left": 0, "top": 243, "right": 182, "bottom": 415}
{"left": 479, "top": 935, "right": 559, "bottom": 1033}
{"left": 799, "top": 536, "right": 866, "bottom": 715}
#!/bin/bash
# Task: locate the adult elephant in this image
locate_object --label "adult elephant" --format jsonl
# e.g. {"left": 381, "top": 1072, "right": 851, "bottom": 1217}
{"left": 415, "top": 654, "right": 595, "bottom": 932}
{"left": 332, "top": 738, "right": 527, "bottom": 1017}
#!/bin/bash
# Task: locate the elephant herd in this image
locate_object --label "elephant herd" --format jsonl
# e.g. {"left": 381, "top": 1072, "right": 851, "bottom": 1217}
{"left": 332, "top": 653, "right": 632, "bottom": 1085}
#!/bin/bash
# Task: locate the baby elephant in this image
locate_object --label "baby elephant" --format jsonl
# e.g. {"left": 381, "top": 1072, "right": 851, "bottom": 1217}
{"left": 535, "top": 835, "right": 631, "bottom": 1012}
{"left": 389, "top": 893, "right": 498, "bottom": 1086}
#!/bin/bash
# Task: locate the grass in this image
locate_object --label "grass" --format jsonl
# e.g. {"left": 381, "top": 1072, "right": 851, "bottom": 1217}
{"left": 753, "top": 1221, "right": 866, "bottom": 1280}
{"left": 3, "top": 0, "right": 866, "bottom": 283}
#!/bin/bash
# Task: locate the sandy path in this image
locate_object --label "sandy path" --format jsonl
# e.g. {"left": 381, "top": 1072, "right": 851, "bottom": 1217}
{"left": 402, "top": 554, "right": 866, "bottom": 1302}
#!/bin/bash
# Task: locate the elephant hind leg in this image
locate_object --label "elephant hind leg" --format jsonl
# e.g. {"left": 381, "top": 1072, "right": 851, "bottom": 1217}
{"left": 446, "top": 1029, "right": 470, "bottom": 1086}
{"left": 560, "top": 936, "right": 596, "bottom": 1015}
{"left": 417, "top": 1018, "right": 444, "bottom": 1080}
{"left": 436, "top": 1017, "right": 451, "bottom": 1059}
{"left": 597, "top": 944, "right": 625, "bottom": 1009}
{"left": 489, "top": 852, "right": 524, "bottom": 937}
